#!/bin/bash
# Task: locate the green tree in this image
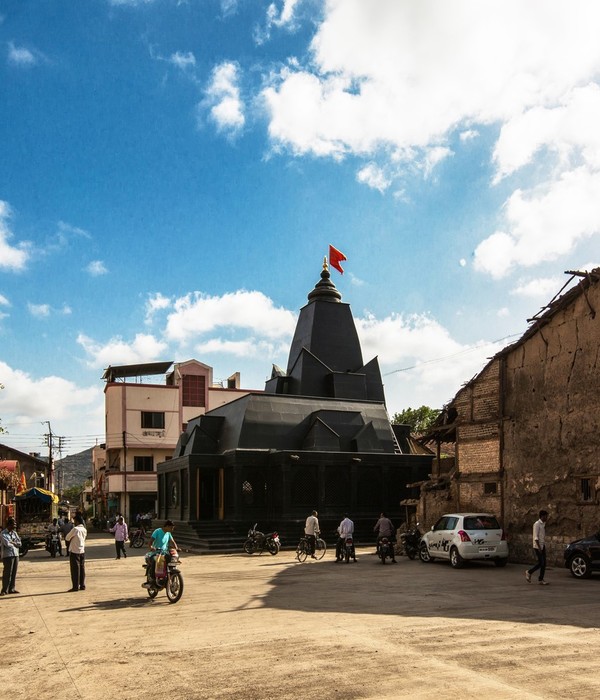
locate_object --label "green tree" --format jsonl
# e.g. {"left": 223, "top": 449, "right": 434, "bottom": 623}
{"left": 391, "top": 406, "right": 440, "bottom": 434}
{"left": 62, "top": 485, "right": 83, "bottom": 503}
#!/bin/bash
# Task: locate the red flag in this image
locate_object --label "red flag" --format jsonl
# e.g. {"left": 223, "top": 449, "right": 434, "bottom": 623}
{"left": 329, "top": 245, "right": 347, "bottom": 274}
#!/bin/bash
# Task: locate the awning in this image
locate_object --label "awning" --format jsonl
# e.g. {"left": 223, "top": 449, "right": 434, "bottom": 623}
{"left": 14, "top": 487, "right": 59, "bottom": 504}
{"left": 0, "top": 460, "right": 19, "bottom": 471}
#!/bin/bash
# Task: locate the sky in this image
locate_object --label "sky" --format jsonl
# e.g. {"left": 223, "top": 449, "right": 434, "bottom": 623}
{"left": 2, "top": 0, "right": 600, "bottom": 457}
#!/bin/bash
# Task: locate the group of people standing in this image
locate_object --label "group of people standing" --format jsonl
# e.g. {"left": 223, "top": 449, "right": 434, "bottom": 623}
{"left": 303, "top": 510, "right": 398, "bottom": 563}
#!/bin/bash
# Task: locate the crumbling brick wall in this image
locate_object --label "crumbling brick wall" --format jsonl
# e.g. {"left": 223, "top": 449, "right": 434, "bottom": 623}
{"left": 503, "top": 279, "right": 600, "bottom": 563}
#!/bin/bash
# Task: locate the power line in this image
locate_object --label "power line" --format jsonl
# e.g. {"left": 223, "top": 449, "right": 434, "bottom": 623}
{"left": 383, "top": 332, "right": 523, "bottom": 376}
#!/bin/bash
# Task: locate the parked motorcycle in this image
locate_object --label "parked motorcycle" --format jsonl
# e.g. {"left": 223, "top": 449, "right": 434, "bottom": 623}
{"left": 129, "top": 526, "right": 147, "bottom": 549}
{"left": 377, "top": 537, "right": 394, "bottom": 564}
{"left": 243, "top": 524, "right": 281, "bottom": 555}
{"left": 400, "top": 523, "right": 422, "bottom": 560}
{"left": 142, "top": 550, "right": 184, "bottom": 604}
{"left": 45, "top": 532, "right": 61, "bottom": 558}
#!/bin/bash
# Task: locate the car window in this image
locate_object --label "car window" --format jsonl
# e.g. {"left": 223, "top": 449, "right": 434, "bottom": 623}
{"left": 433, "top": 517, "right": 448, "bottom": 531}
{"left": 445, "top": 517, "right": 459, "bottom": 530}
{"left": 463, "top": 516, "right": 500, "bottom": 530}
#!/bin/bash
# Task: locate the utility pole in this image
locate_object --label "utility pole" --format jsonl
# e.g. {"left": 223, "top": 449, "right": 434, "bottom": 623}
{"left": 44, "top": 421, "right": 54, "bottom": 492}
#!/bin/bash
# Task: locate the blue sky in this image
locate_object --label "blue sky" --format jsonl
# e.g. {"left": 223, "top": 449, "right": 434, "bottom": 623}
{"left": 2, "top": 0, "right": 600, "bottom": 456}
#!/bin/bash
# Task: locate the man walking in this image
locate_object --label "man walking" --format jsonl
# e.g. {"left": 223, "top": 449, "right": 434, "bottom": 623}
{"left": 109, "top": 515, "right": 128, "bottom": 559}
{"left": 1, "top": 517, "right": 21, "bottom": 595}
{"left": 304, "top": 510, "right": 320, "bottom": 559}
{"left": 526, "top": 510, "right": 549, "bottom": 585}
{"left": 66, "top": 513, "right": 87, "bottom": 592}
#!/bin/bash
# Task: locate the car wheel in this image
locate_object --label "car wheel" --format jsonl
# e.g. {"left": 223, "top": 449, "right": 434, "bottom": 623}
{"left": 494, "top": 558, "right": 508, "bottom": 567}
{"left": 570, "top": 553, "right": 592, "bottom": 579}
{"left": 419, "top": 542, "right": 433, "bottom": 563}
{"left": 449, "top": 546, "right": 464, "bottom": 569}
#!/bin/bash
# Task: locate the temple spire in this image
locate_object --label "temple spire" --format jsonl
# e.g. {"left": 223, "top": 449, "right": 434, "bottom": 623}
{"left": 307, "top": 259, "right": 342, "bottom": 303}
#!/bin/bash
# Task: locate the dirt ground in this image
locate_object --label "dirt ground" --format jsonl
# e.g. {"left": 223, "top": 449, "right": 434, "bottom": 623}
{"left": 3, "top": 532, "right": 600, "bottom": 700}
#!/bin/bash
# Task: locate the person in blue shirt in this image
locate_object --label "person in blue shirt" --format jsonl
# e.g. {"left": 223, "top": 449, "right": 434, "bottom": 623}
{"left": 142, "top": 520, "right": 177, "bottom": 588}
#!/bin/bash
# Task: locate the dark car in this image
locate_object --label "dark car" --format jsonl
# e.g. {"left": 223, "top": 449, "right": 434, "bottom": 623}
{"left": 564, "top": 531, "right": 600, "bottom": 578}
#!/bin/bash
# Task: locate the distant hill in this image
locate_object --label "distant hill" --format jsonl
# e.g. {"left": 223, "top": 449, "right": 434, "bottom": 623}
{"left": 55, "top": 447, "right": 94, "bottom": 490}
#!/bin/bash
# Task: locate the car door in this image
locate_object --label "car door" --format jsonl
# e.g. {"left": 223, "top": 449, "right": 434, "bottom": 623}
{"left": 588, "top": 531, "right": 600, "bottom": 570}
{"left": 443, "top": 516, "right": 459, "bottom": 554}
{"left": 427, "top": 516, "right": 449, "bottom": 557}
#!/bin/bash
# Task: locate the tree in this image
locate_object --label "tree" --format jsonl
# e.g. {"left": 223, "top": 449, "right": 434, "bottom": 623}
{"left": 391, "top": 406, "right": 440, "bottom": 434}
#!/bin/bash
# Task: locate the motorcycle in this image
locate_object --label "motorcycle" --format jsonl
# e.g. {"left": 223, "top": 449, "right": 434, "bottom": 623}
{"left": 400, "top": 523, "right": 422, "bottom": 560}
{"left": 377, "top": 537, "right": 394, "bottom": 564}
{"left": 45, "top": 532, "right": 61, "bottom": 558}
{"left": 243, "top": 524, "right": 280, "bottom": 555}
{"left": 341, "top": 536, "right": 356, "bottom": 563}
{"left": 142, "top": 549, "right": 184, "bottom": 604}
{"left": 129, "top": 526, "right": 147, "bottom": 549}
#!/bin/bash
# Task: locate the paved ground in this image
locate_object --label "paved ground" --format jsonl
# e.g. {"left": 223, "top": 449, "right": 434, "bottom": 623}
{"left": 3, "top": 532, "right": 600, "bottom": 700}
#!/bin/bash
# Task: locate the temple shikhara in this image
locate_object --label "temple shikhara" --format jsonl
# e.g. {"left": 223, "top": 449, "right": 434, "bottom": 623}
{"left": 157, "top": 261, "right": 433, "bottom": 548}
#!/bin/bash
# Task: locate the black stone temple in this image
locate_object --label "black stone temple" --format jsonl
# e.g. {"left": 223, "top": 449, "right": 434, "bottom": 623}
{"left": 157, "top": 262, "right": 433, "bottom": 549}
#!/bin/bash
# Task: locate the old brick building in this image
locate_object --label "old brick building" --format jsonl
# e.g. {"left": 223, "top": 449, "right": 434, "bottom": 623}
{"left": 422, "top": 269, "right": 600, "bottom": 564}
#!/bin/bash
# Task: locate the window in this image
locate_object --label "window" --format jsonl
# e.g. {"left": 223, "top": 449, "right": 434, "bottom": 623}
{"left": 182, "top": 374, "right": 206, "bottom": 407}
{"left": 141, "top": 412, "right": 165, "bottom": 429}
{"left": 134, "top": 456, "right": 153, "bottom": 472}
{"left": 580, "top": 478, "right": 594, "bottom": 502}
{"left": 463, "top": 515, "right": 500, "bottom": 530}
{"left": 484, "top": 482, "right": 498, "bottom": 495}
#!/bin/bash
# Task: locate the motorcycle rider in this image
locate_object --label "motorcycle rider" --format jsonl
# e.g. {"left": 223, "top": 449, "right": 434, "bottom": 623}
{"left": 373, "top": 512, "right": 397, "bottom": 563}
{"left": 335, "top": 513, "right": 355, "bottom": 562}
{"left": 47, "top": 518, "right": 63, "bottom": 556}
{"left": 143, "top": 520, "right": 177, "bottom": 588}
{"left": 304, "top": 510, "right": 320, "bottom": 559}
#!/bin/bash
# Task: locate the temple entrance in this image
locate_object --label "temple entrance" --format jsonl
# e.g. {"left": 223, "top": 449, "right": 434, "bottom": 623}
{"left": 197, "top": 470, "right": 218, "bottom": 520}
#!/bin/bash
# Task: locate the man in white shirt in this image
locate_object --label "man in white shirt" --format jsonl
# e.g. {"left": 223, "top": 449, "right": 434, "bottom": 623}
{"left": 526, "top": 510, "right": 549, "bottom": 585}
{"left": 66, "top": 514, "right": 87, "bottom": 592}
{"left": 335, "top": 514, "right": 354, "bottom": 562}
{"left": 304, "top": 511, "right": 320, "bottom": 559}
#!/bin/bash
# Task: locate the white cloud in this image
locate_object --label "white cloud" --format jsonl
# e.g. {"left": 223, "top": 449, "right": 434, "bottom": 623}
{"left": 260, "top": 0, "right": 600, "bottom": 272}
{"left": 356, "top": 163, "right": 390, "bottom": 192}
{"left": 77, "top": 332, "right": 168, "bottom": 370}
{"left": 475, "top": 167, "right": 600, "bottom": 277}
{"left": 203, "top": 61, "right": 245, "bottom": 135}
{"left": 510, "top": 276, "right": 563, "bottom": 298}
{"left": 86, "top": 260, "right": 108, "bottom": 276}
{"left": 497, "top": 307, "right": 510, "bottom": 317}
{"left": 145, "top": 292, "right": 172, "bottom": 324}
{"left": 28, "top": 303, "right": 50, "bottom": 318}
{"left": 195, "top": 338, "right": 283, "bottom": 358}
{"left": 0, "top": 200, "right": 29, "bottom": 271}
{"left": 7, "top": 42, "right": 37, "bottom": 66}
{"left": 355, "top": 312, "right": 504, "bottom": 411}
{"left": 0, "top": 361, "right": 101, "bottom": 423}
{"left": 0, "top": 294, "right": 9, "bottom": 306}
{"left": 459, "top": 259, "right": 467, "bottom": 267}
{"left": 164, "top": 290, "right": 296, "bottom": 343}
{"left": 168, "top": 51, "right": 196, "bottom": 71}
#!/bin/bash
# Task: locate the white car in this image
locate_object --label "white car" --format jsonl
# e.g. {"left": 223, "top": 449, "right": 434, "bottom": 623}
{"left": 419, "top": 512, "right": 509, "bottom": 568}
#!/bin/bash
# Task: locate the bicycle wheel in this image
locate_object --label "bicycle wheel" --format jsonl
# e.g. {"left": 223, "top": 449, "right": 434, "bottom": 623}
{"left": 296, "top": 540, "right": 308, "bottom": 562}
{"left": 315, "top": 538, "right": 326, "bottom": 560}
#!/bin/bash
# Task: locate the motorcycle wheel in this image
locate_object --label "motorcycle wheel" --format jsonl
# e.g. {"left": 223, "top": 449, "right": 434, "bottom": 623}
{"left": 267, "top": 541, "right": 279, "bottom": 555}
{"left": 51, "top": 547, "right": 56, "bottom": 558}
{"left": 132, "top": 535, "right": 145, "bottom": 549}
{"left": 381, "top": 552, "right": 386, "bottom": 564}
{"left": 243, "top": 538, "right": 256, "bottom": 555}
{"left": 406, "top": 549, "right": 417, "bottom": 560}
{"left": 19, "top": 547, "right": 29, "bottom": 557}
{"left": 166, "top": 571, "right": 184, "bottom": 604}
{"left": 147, "top": 585, "right": 159, "bottom": 599}
{"left": 345, "top": 549, "right": 350, "bottom": 563}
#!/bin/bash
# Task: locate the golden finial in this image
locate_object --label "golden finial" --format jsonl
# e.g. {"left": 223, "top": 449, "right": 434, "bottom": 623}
{"left": 323, "top": 255, "right": 328, "bottom": 271}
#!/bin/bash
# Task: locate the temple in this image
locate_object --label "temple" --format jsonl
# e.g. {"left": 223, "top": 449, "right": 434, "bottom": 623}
{"left": 157, "top": 262, "right": 433, "bottom": 549}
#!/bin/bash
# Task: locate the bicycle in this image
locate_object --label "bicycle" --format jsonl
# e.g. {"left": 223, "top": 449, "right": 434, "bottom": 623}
{"left": 296, "top": 534, "right": 327, "bottom": 562}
